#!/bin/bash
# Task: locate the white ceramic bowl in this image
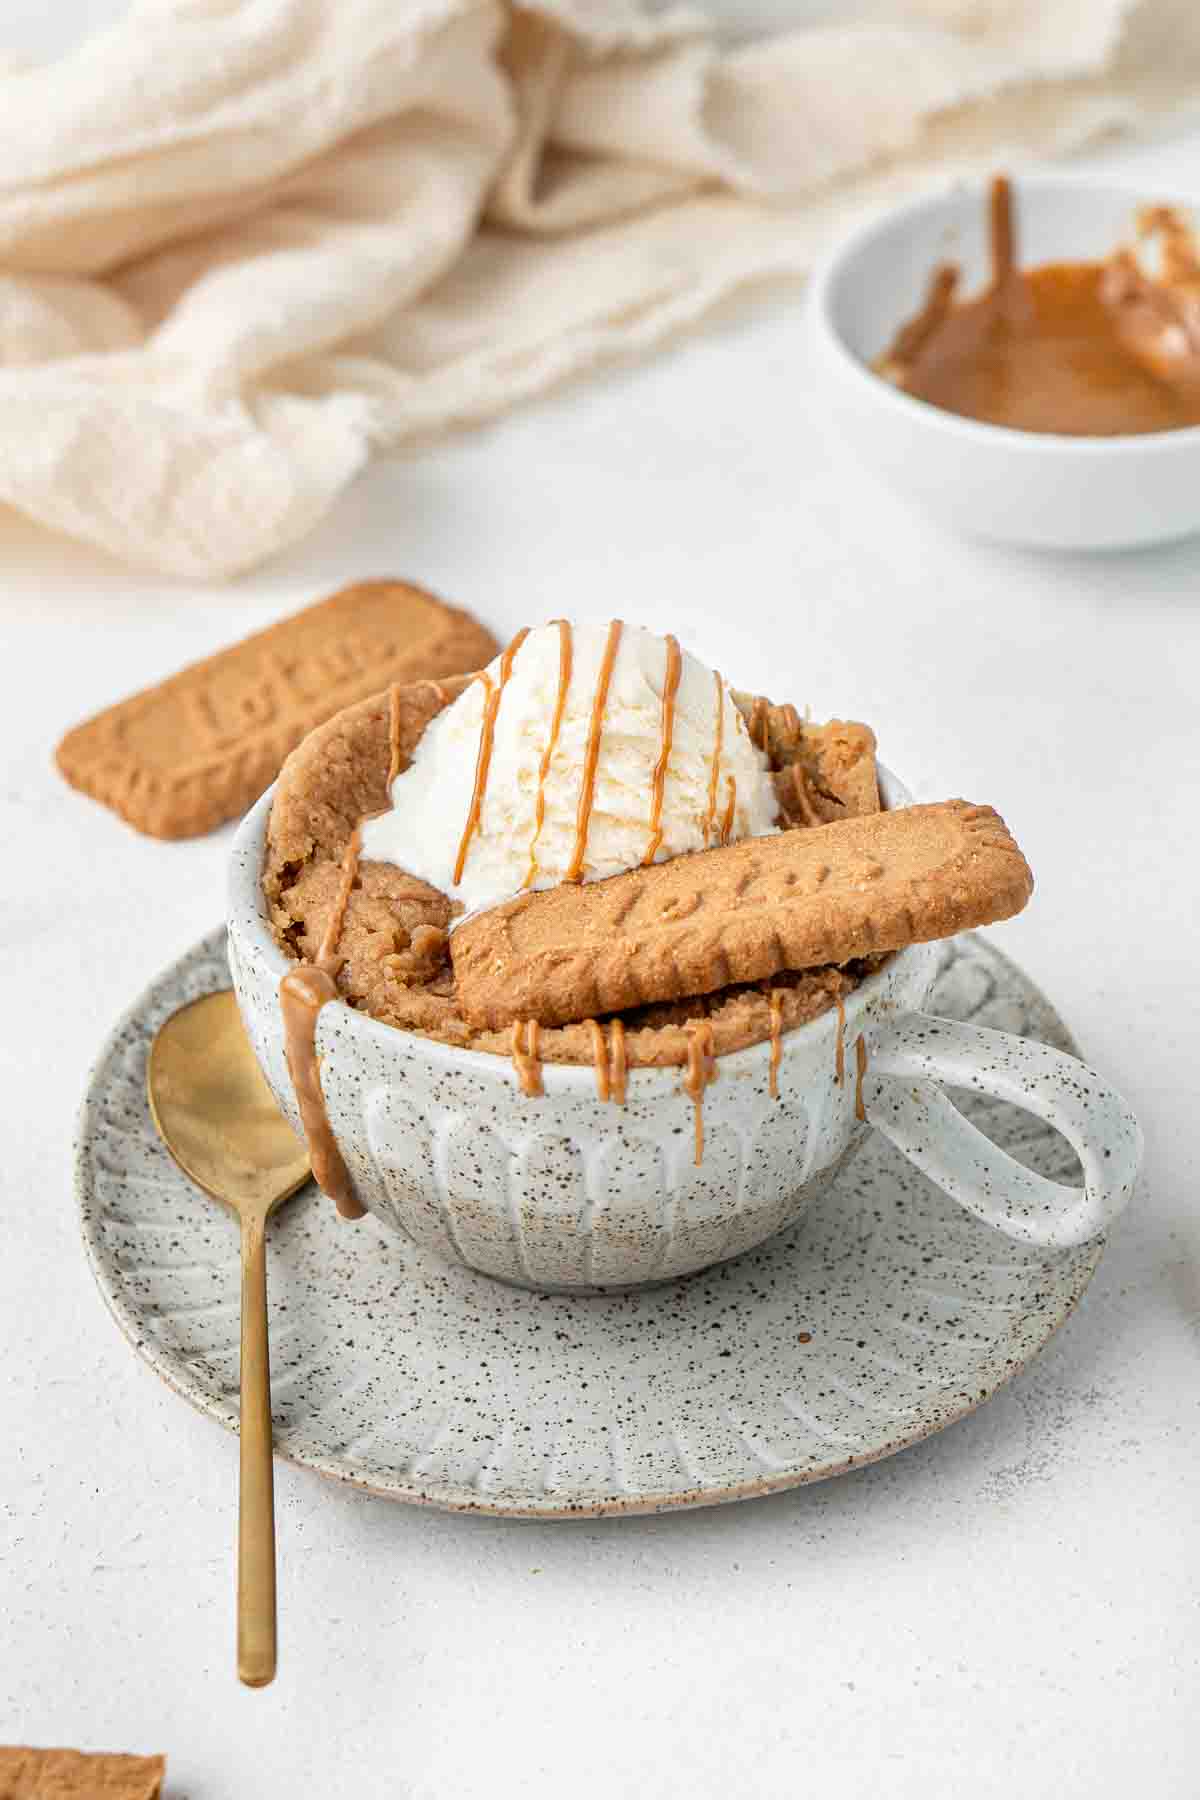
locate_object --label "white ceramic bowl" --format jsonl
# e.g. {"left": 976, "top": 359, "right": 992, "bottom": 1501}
{"left": 227, "top": 766, "right": 1141, "bottom": 1291}
{"left": 808, "top": 176, "right": 1200, "bottom": 550}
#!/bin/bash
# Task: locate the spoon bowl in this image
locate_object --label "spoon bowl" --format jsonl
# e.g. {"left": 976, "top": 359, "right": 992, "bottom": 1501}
{"left": 147, "top": 990, "right": 310, "bottom": 1212}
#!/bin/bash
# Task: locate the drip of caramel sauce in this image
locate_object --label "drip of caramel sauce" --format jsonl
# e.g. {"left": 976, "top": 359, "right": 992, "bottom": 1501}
{"left": 587, "top": 1019, "right": 610, "bottom": 1103}
{"left": 278, "top": 825, "right": 368, "bottom": 1220}
{"left": 684, "top": 1021, "right": 717, "bottom": 1166}
{"left": 703, "top": 670, "right": 725, "bottom": 846}
{"left": 608, "top": 1018, "right": 627, "bottom": 1106}
{"left": 749, "top": 694, "right": 769, "bottom": 754}
{"left": 453, "top": 627, "right": 530, "bottom": 886}
{"left": 854, "top": 1035, "right": 869, "bottom": 1124}
{"left": 643, "top": 633, "right": 681, "bottom": 866}
{"left": 524, "top": 619, "right": 573, "bottom": 889}
{"left": 511, "top": 1018, "right": 544, "bottom": 1097}
{"left": 880, "top": 173, "right": 1200, "bottom": 436}
{"left": 768, "top": 989, "right": 783, "bottom": 1101}
{"left": 834, "top": 994, "right": 846, "bottom": 1087}
{"left": 565, "top": 619, "right": 623, "bottom": 883}
{"left": 585, "top": 1018, "right": 627, "bottom": 1104}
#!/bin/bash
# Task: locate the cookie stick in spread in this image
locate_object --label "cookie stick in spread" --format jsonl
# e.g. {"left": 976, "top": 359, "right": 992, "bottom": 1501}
{"left": 453, "top": 626, "right": 531, "bottom": 886}
{"left": 564, "top": 619, "right": 623, "bottom": 883}
{"left": 524, "top": 620, "right": 573, "bottom": 889}
{"left": 643, "top": 633, "right": 681, "bottom": 866}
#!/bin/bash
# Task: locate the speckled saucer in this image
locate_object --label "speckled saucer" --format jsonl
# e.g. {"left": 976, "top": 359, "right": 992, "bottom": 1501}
{"left": 77, "top": 931, "right": 1103, "bottom": 1518}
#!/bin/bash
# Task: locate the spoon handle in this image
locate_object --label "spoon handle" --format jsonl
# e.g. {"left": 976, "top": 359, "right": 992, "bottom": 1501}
{"left": 237, "top": 1208, "right": 277, "bottom": 1687}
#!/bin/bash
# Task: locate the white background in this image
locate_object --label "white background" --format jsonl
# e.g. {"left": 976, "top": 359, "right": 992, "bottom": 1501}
{"left": 3, "top": 4, "right": 1199, "bottom": 1796}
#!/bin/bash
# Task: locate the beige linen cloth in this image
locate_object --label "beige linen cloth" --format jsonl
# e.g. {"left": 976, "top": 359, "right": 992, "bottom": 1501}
{"left": 3, "top": 0, "right": 1200, "bottom": 577}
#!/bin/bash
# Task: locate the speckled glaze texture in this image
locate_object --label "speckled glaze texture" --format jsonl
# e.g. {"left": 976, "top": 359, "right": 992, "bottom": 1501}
{"left": 226, "top": 776, "right": 1141, "bottom": 1288}
{"left": 78, "top": 932, "right": 1117, "bottom": 1517}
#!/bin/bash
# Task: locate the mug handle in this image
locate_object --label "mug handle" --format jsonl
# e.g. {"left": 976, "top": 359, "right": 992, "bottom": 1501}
{"left": 861, "top": 1012, "right": 1142, "bottom": 1249}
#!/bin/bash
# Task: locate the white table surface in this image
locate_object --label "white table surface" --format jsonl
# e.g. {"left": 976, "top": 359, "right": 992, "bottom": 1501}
{"left": 3, "top": 6, "right": 1200, "bottom": 1789}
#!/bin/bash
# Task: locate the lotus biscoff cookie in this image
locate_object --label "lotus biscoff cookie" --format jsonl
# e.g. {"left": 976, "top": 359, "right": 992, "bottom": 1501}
{"left": 449, "top": 800, "right": 1033, "bottom": 1031}
{"left": 0, "top": 1746, "right": 165, "bottom": 1799}
{"left": 55, "top": 580, "right": 498, "bottom": 839}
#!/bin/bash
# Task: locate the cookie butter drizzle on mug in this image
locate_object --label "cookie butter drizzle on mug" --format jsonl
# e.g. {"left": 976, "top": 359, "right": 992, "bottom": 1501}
{"left": 834, "top": 994, "right": 846, "bottom": 1086}
{"left": 280, "top": 682, "right": 435, "bottom": 1221}
{"left": 854, "top": 1035, "right": 869, "bottom": 1122}
{"left": 524, "top": 620, "right": 573, "bottom": 889}
{"left": 453, "top": 627, "right": 531, "bottom": 886}
{"left": 608, "top": 1019, "right": 628, "bottom": 1104}
{"left": 278, "top": 814, "right": 371, "bottom": 1220}
{"left": 684, "top": 1021, "right": 718, "bottom": 1165}
{"left": 768, "top": 990, "right": 784, "bottom": 1100}
{"left": 565, "top": 619, "right": 623, "bottom": 883}
{"left": 643, "top": 633, "right": 681, "bottom": 865}
{"left": 511, "top": 1019, "right": 544, "bottom": 1097}
{"left": 585, "top": 1018, "right": 627, "bottom": 1105}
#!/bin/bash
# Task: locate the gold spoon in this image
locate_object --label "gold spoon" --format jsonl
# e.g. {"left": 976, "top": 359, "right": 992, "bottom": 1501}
{"left": 147, "top": 989, "right": 310, "bottom": 1689}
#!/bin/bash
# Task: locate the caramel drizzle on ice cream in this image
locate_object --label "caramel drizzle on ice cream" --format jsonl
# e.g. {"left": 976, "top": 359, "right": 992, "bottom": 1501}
{"left": 720, "top": 774, "right": 737, "bottom": 847}
{"left": 511, "top": 1018, "right": 544, "bottom": 1097}
{"left": 643, "top": 633, "right": 681, "bottom": 865}
{"left": 565, "top": 619, "right": 623, "bottom": 883}
{"left": 703, "top": 671, "right": 725, "bottom": 846}
{"left": 684, "top": 1020, "right": 717, "bottom": 1166}
{"left": 453, "top": 626, "right": 530, "bottom": 886}
{"left": 768, "top": 989, "right": 783, "bottom": 1100}
{"left": 278, "top": 824, "right": 368, "bottom": 1221}
{"left": 524, "top": 619, "right": 573, "bottom": 889}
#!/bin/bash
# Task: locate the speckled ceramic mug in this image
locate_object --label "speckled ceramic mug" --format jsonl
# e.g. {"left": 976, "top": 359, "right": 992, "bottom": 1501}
{"left": 228, "top": 769, "right": 1142, "bottom": 1291}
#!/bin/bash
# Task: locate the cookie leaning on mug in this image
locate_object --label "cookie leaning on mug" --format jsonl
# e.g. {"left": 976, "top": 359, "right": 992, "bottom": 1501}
{"left": 55, "top": 580, "right": 499, "bottom": 839}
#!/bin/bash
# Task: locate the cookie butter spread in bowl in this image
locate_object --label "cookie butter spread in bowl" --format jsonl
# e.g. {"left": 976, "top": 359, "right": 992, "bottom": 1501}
{"left": 809, "top": 175, "right": 1200, "bottom": 548}
{"left": 228, "top": 620, "right": 1141, "bottom": 1291}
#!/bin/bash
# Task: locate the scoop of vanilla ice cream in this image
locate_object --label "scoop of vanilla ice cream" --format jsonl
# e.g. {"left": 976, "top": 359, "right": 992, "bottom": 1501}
{"left": 360, "top": 620, "right": 780, "bottom": 919}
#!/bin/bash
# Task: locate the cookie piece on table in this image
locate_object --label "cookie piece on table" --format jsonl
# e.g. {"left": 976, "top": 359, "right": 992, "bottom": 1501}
{"left": 451, "top": 800, "right": 1032, "bottom": 1030}
{"left": 55, "top": 581, "right": 497, "bottom": 839}
{"left": 0, "top": 1746, "right": 165, "bottom": 1798}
